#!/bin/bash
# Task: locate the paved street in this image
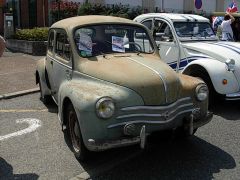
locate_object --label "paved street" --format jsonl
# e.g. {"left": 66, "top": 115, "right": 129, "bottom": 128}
{"left": 0, "top": 93, "right": 240, "bottom": 179}
{"left": 0, "top": 51, "right": 43, "bottom": 95}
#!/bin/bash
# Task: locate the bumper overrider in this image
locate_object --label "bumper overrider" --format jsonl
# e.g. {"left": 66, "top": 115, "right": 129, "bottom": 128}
{"left": 87, "top": 97, "right": 213, "bottom": 151}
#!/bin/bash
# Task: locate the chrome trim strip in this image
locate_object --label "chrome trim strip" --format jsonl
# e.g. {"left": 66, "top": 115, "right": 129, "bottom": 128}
{"left": 108, "top": 109, "right": 194, "bottom": 129}
{"left": 87, "top": 137, "right": 140, "bottom": 151}
{"left": 225, "top": 92, "right": 240, "bottom": 100}
{"left": 126, "top": 57, "right": 168, "bottom": 103}
{"left": 47, "top": 55, "right": 72, "bottom": 69}
{"left": 121, "top": 97, "right": 191, "bottom": 111}
{"left": 117, "top": 103, "right": 193, "bottom": 119}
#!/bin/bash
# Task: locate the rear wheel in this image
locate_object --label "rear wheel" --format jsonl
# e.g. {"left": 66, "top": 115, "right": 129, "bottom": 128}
{"left": 66, "top": 104, "right": 89, "bottom": 161}
{"left": 39, "top": 80, "right": 52, "bottom": 104}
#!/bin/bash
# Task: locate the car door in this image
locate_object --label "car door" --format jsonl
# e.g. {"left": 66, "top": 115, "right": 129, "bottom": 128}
{"left": 45, "top": 30, "right": 56, "bottom": 93}
{"left": 152, "top": 19, "right": 180, "bottom": 69}
{"left": 51, "top": 29, "right": 73, "bottom": 103}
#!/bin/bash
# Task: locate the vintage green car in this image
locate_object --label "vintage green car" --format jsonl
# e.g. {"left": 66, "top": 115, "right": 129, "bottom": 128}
{"left": 36, "top": 15, "right": 212, "bottom": 161}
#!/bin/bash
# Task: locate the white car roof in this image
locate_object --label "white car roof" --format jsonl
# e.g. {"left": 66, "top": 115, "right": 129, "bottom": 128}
{"left": 134, "top": 13, "right": 210, "bottom": 22}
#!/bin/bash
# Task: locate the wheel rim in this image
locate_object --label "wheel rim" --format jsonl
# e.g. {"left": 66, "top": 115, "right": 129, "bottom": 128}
{"left": 69, "top": 110, "right": 81, "bottom": 153}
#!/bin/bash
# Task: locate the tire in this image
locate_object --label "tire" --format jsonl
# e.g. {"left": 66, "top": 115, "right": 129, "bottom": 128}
{"left": 39, "top": 80, "right": 52, "bottom": 104}
{"left": 66, "top": 103, "right": 89, "bottom": 161}
{"left": 190, "top": 70, "right": 215, "bottom": 109}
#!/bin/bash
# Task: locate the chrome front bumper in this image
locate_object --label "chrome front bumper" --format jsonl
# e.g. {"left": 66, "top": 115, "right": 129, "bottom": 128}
{"left": 86, "top": 110, "right": 213, "bottom": 151}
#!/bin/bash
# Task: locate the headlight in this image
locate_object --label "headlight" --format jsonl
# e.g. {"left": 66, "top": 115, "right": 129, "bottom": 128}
{"left": 96, "top": 97, "right": 115, "bottom": 119}
{"left": 195, "top": 84, "right": 208, "bottom": 101}
{"left": 225, "top": 59, "right": 235, "bottom": 71}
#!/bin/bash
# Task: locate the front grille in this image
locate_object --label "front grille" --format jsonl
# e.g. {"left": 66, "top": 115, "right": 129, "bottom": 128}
{"left": 108, "top": 97, "right": 193, "bottom": 129}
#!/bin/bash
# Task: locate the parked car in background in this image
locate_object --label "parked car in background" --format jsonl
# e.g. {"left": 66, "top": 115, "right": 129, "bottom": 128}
{"left": 36, "top": 15, "right": 212, "bottom": 161}
{"left": 134, "top": 13, "right": 240, "bottom": 105}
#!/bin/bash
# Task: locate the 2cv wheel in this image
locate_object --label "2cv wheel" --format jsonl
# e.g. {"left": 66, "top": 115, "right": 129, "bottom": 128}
{"left": 66, "top": 104, "right": 89, "bottom": 161}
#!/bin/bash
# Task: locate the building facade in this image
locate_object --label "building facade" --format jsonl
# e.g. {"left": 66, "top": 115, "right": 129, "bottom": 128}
{"left": 0, "top": 0, "right": 239, "bottom": 35}
{"left": 0, "top": 0, "right": 49, "bottom": 35}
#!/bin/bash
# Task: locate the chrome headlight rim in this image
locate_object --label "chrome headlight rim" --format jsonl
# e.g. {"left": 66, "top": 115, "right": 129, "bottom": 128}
{"left": 195, "top": 84, "right": 208, "bottom": 101}
{"left": 96, "top": 97, "right": 115, "bottom": 119}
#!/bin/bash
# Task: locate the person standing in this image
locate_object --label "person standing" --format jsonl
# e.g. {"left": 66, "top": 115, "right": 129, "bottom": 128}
{"left": 221, "top": 12, "right": 235, "bottom": 41}
{"left": 0, "top": 35, "right": 5, "bottom": 57}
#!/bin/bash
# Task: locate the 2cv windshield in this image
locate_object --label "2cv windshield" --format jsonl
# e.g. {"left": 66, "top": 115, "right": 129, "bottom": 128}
{"left": 74, "top": 24, "right": 154, "bottom": 57}
{"left": 173, "top": 22, "right": 217, "bottom": 40}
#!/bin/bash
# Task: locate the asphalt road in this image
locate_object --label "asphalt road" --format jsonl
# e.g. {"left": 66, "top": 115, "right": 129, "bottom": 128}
{"left": 0, "top": 93, "right": 240, "bottom": 180}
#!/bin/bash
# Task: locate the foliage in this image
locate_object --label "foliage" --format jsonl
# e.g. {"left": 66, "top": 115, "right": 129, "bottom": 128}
{"left": 77, "top": 2, "right": 143, "bottom": 19}
{"left": 14, "top": 28, "right": 49, "bottom": 41}
{"left": 50, "top": 0, "right": 80, "bottom": 22}
{"left": 50, "top": 1, "right": 143, "bottom": 23}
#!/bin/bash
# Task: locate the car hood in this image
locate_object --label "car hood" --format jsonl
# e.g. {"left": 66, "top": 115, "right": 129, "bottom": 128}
{"left": 182, "top": 41, "right": 240, "bottom": 63}
{"left": 78, "top": 54, "right": 181, "bottom": 105}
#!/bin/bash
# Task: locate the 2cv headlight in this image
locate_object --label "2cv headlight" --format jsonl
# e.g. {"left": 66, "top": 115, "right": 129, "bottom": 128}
{"left": 195, "top": 84, "right": 208, "bottom": 101}
{"left": 96, "top": 97, "right": 115, "bottom": 119}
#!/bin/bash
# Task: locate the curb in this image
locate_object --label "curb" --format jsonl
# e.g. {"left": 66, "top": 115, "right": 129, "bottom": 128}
{"left": 0, "top": 88, "right": 40, "bottom": 100}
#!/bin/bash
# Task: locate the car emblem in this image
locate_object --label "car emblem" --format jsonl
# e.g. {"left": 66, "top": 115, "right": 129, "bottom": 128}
{"left": 162, "top": 111, "right": 169, "bottom": 120}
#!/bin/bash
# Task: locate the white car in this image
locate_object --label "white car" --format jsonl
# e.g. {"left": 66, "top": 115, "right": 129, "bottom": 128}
{"left": 134, "top": 13, "right": 240, "bottom": 105}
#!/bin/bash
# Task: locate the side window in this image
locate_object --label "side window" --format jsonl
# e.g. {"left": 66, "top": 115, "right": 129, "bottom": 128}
{"left": 142, "top": 20, "right": 152, "bottom": 30}
{"left": 48, "top": 31, "right": 54, "bottom": 52}
{"left": 55, "top": 31, "right": 71, "bottom": 61}
{"left": 153, "top": 20, "right": 174, "bottom": 42}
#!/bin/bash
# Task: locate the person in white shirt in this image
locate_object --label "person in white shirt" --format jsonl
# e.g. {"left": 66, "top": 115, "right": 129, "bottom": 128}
{"left": 221, "top": 12, "right": 235, "bottom": 41}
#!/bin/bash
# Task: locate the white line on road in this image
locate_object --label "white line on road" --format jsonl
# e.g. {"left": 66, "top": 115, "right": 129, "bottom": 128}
{"left": 0, "top": 118, "right": 41, "bottom": 141}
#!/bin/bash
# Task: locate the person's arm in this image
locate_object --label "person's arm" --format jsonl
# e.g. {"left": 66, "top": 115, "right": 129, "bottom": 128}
{"left": 228, "top": 12, "right": 235, "bottom": 23}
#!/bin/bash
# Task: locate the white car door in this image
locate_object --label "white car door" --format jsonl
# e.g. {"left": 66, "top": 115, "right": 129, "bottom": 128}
{"left": 45, "top": 30, "right": 56, "bottom": 92}
{"left": 51, "top": 29, "right": 73, "bottom": 103}
{"left": 153, "top": 19, "right": 180, "bottom": 69}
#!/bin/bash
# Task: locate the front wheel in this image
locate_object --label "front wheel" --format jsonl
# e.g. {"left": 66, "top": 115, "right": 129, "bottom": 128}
{"left": 66, "top": 104, "right": 89, "bottom": 161}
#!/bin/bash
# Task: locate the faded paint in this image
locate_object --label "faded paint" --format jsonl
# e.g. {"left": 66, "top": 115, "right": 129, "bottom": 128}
{"left": 36, "top": 15, "right": 211, "bottom": 153}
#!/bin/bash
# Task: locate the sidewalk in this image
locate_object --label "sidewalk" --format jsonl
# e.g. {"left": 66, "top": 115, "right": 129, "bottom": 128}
{"left": 0, "top": 50, "right": 44, "bottom": 99}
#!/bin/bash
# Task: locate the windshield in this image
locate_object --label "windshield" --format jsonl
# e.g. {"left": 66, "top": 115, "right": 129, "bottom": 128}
{"left": 173, "top": 22, "right": 217, "bottom": 40}
{"left": 74, "top": 24, "right": 154, "bottom": 57}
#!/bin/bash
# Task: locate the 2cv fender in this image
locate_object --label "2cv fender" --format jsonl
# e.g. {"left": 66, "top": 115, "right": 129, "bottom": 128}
{"left": 183, "top": 58, "right": 239, "bottom": 96}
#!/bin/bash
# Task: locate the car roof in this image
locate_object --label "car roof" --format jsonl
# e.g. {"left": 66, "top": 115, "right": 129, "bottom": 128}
{"left": 51, "top": 15, "right": 142, "bottom": 30}
{"left": 135, "top": 13, "right": 209, "bottom": 22}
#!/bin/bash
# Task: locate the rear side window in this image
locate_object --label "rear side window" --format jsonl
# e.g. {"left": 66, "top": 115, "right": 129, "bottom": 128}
{"left": 55, "top": 31, "right": 71, "bottom": 61}
{"left": 142, "top": 20, "right": 152, "bottom": 30}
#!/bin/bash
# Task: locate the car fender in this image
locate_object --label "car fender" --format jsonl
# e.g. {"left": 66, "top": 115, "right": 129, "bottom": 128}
{"left": 36, "top": 58, "right": 51, "bottom": 96}
{"left": 182, "top": 59, "right": 239, "bottom": 94}
{"left": 58, "top": 77, "right": 144, "bottom": 147}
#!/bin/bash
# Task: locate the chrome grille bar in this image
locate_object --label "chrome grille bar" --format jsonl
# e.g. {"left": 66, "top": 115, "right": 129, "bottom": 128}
{"left": 108, "top": 97, "right": 193, "bottom": 129}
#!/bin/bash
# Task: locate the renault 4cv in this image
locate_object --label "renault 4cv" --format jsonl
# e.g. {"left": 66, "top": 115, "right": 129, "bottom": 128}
{"left": 36, "top": 15, "right": 212, "bottom": 161}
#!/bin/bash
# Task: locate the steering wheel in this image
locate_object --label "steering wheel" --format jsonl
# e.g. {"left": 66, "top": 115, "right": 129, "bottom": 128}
{"left": 128, "top": 42, "right": 142, "bottom": 52}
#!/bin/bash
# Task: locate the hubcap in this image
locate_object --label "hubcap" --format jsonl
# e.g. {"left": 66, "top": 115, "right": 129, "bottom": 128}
{"left": 69, "top": 111, "right": 81, "bottom": 153}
